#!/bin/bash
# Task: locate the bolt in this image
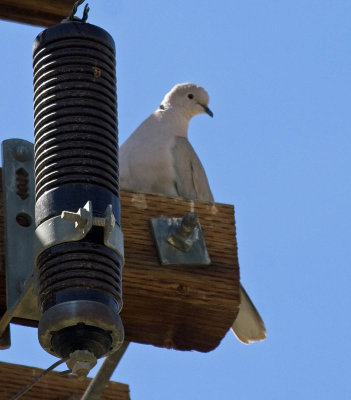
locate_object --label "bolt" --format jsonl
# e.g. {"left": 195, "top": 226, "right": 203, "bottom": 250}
{"left": 179, "top": 212, "right": 198, "bottom": 238}
{"left": 167, "top": 212, "right": 199, "bottom": 252}
{"left": 61, "top": 210, "right": 87, "bottom": 229}
{"left": 72, "top": 361, "right": 93, "bottom": 381}
{"left": 66, "top": 350, "right": 97, "bottom": 381}
{"left": 61, "top": 201, "right": 92, "bottom": 231}
{"left": 92, "top": 216, "right": 106, "bottom": 227}
{"left": 61, "top": 202, "right": 115, "bottom": 238}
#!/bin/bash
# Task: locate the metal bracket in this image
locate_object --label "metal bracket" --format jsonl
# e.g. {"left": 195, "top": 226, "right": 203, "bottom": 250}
{"left": 0, "top": 139, "right": 38, "bottom": 346}
{"left": 35, "top": 201, "right": 124, "bottom": 264}
{"left": 150, "top": 212, "right": 211, "bottom": 265}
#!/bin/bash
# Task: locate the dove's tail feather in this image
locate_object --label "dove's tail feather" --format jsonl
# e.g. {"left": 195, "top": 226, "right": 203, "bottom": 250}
{"left": 231, "top": 284, "right": 266, "bottom": 344}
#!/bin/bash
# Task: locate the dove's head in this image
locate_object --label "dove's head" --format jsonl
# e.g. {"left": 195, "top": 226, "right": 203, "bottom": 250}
{"left": 160, "top": 83, "right": 213, "bottom": 120}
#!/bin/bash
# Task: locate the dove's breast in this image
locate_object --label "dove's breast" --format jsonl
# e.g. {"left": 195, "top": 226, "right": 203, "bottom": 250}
{"left": 119, "top": 110, "right": 213, "bottom": 201}
{"left": 120, "top": 128, "right": 179, "bottom": 197}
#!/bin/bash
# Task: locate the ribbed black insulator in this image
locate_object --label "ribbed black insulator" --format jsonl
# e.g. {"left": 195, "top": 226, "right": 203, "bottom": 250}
{"left": 37, "top": 242, "right": 123, "bottom": 312}
{"left": 33, "top": 22, "right": 124, "bottom": 360}
{"left": 33, "top": 22, "right": 119, "bottom": 225}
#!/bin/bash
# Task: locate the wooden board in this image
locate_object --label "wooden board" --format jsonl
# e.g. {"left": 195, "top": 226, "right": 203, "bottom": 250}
{"left": 120, "top": 190, "right": 240, "bottom": 351}
{"left": 0, "top": 169, "right": 240, "bottom": 352}
{"left": 0, "top": 361, "right": 130, "bottom": 399}
{"left": 0, "top": 0, "right": 76, "bottom": 27}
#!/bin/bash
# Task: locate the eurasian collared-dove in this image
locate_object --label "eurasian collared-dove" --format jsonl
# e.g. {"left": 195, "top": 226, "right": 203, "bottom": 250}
{"left": 120, "top": 83, "right": 266, "bottom": 344}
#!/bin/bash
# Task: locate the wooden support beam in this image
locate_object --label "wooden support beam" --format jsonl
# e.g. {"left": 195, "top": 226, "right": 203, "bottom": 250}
{"left": 0, "top": 361, "right": 130, "bottom": 399}
{"left": 120, "top": 191, "right": 240, "bottom": 351}
{"left": 0, "top": 168, "right": 240, "bottom": 352}
{"left": 0, "top": 0, "right": 76, "bottom": 27}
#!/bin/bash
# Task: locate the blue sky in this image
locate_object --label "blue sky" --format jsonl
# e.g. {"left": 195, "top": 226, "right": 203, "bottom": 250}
{"left": 1, "top": 1, "right": 351, "bottom": 399}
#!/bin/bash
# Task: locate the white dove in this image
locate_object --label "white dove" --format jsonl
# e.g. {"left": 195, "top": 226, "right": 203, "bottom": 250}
{"left": 120, "top": 83, "right": 266, "bottom": 344}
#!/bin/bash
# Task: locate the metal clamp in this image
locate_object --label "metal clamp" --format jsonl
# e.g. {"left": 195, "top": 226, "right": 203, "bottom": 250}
{"left": 35, "top": 201, "right": 124, "bottom": 263}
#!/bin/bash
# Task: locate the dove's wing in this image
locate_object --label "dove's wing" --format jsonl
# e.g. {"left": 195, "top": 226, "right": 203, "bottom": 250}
{"left": 172, "top": 137, "right": 214, "bottom": 202}
{"left": 120, "top": 114, "right": 179, "bottom": 197}
{"left": 232, "top": 285, "right": 266, "bottom": 344}
{"left": 172, "top": 138, "right": 265, "bottom": 344}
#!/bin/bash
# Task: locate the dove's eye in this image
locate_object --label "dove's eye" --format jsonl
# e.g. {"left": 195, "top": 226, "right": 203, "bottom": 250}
{"left": 187, "top": 93, "right": 194, "bottom": 99}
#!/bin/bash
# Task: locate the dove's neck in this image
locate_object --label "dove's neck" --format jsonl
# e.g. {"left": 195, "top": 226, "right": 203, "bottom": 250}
{"left": 157, "top": 108, "right": 190, "bottom": 138}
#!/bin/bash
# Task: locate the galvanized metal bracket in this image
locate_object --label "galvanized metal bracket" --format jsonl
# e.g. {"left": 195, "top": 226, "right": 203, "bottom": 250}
{"left": 0, "top": 139, "right": 38, "bottom": 346}
{"left": 35, "top": 201, "right": 124, "bottom": 264}
{"left": 150, "top": 212, "right": 211, "bottom": 266}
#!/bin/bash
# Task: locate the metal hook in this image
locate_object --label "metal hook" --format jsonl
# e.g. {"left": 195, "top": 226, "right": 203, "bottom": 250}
{"left": 62, "top": 0, "right": 90, "bottom": 23}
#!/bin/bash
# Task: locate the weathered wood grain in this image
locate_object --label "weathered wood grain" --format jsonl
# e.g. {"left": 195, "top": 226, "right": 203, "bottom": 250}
{"left": 0, "top": 361, "right": 130, "bottom": 400}
{"left": 0, "top": 167, "right": 240, "bottom": 352}
{"left": 0, "top": 0, "right": 76, "bottom": 27}
{"left": 120, "top": 190, "right": 240, "bottom": 351}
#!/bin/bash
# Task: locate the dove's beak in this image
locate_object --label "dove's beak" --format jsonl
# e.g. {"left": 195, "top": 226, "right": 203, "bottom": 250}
{"left": 201, "top": 104, "right": 213, "bottom": 118}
